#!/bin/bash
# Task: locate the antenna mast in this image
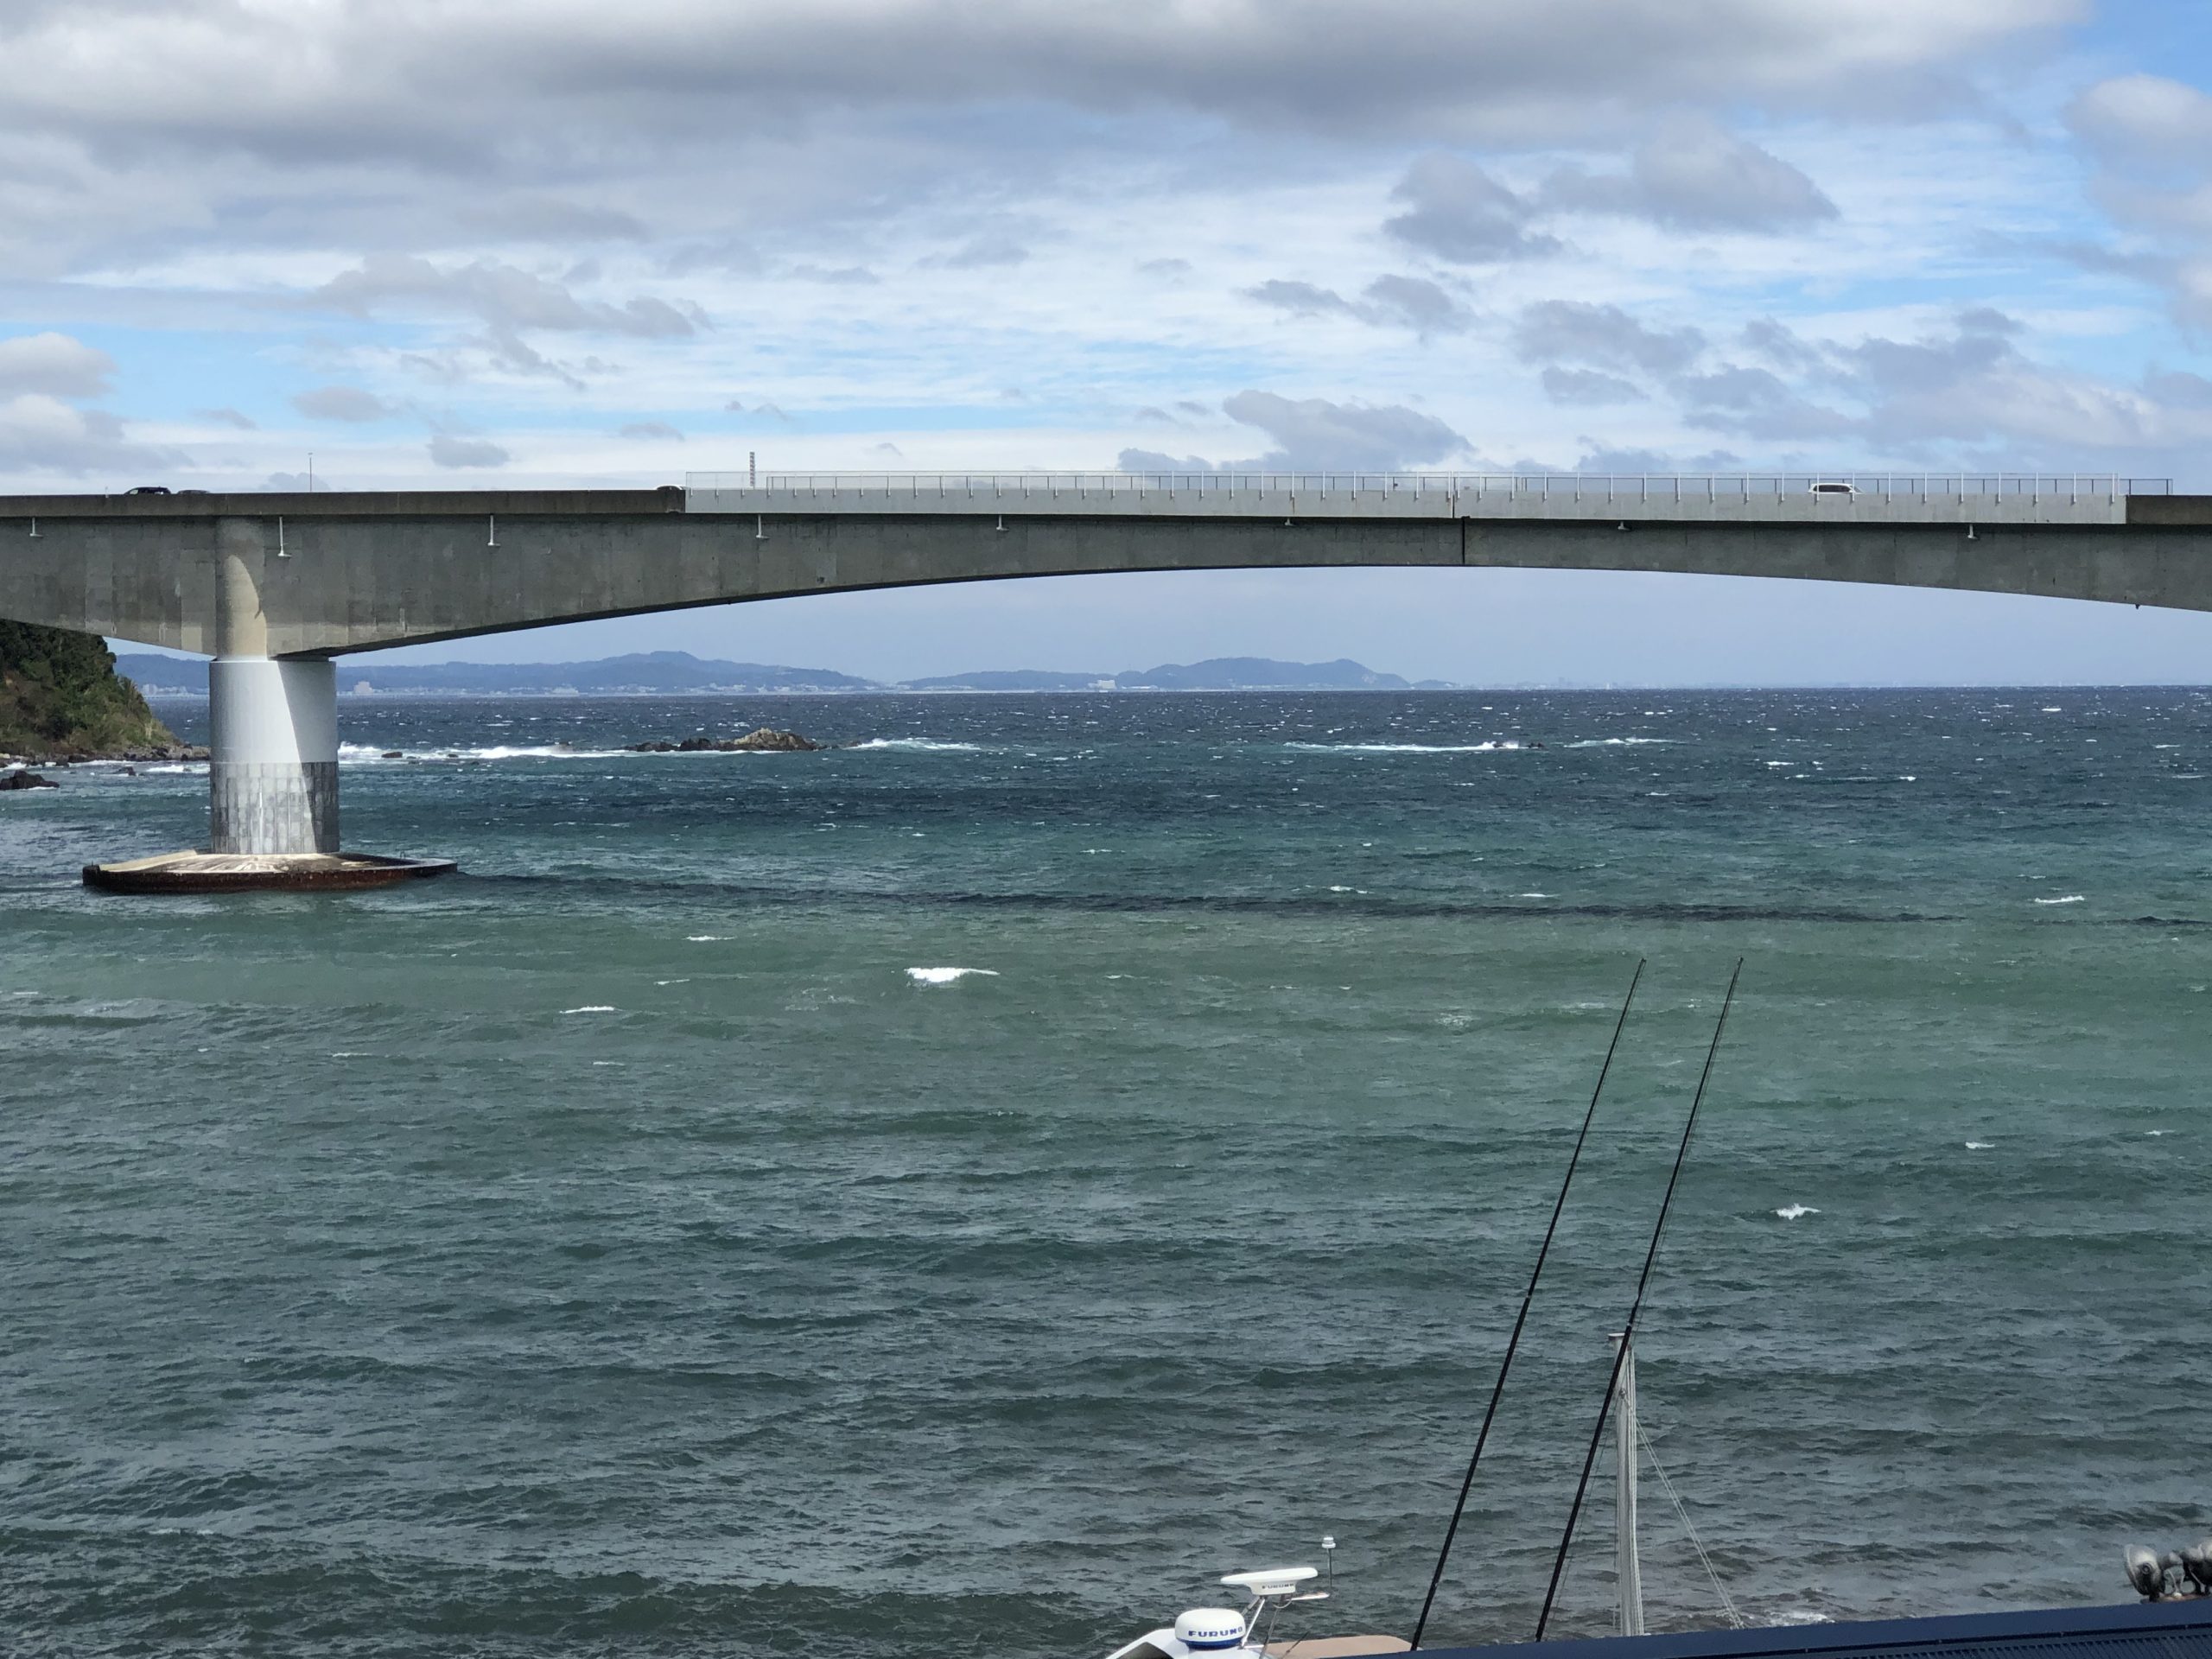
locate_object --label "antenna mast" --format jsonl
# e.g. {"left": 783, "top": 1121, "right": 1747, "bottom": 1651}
{"left": 1533, "top": 959, "right": 1741, "bottom": 1641}
{"left": 1409, "top": 959, "right": 1646, "bottom": 1649}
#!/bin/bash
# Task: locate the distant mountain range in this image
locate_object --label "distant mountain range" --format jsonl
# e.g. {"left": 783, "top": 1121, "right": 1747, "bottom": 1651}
{"left": 117, "top": 652, "right": 1455, "bottom": 695}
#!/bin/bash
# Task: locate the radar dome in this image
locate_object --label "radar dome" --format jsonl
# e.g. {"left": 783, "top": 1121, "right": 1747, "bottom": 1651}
{"left": 1173, "top": 1608, "right": 1248, "bottom": 1651}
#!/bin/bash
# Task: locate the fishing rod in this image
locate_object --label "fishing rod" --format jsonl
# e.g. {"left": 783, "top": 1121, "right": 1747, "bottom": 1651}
{"left": 1408, "top": 958, "right": 1648, "bottom": 1650}
{"left": 1532, "top": 957, "right": 1743, "bottom": 1642}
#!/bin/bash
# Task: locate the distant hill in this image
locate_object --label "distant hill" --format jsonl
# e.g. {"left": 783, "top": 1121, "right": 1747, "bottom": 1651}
{"left": 903, "top": 669, "right": 1109, "bottom": 691}
{"left": 117, "top": 651, "right": 1452, "bottom": 696}
{"left": 1120, "top": 657, "right": 1421, "bottom": 690}
{"left": 913, "top": 658, "right": 1450, "bottom": 690}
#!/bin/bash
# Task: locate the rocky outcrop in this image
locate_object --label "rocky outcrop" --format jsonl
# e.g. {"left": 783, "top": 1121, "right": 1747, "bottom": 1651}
{"left": 1, "top": 769, "right": 58, "bottom": 790}
{"left": 0, "top": 621, "right": 187, "bottom": 760}
{"left": 631, "top": 727, "right": 823, "bottom": 753}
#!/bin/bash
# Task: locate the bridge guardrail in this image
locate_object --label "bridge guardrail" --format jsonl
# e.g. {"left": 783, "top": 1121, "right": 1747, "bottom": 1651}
{"left": 689, "top": 471, "right": 2171, "bottom": 500}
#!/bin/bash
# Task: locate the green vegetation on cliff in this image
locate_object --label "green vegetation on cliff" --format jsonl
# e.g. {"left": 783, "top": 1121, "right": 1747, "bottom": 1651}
{"left": 0, "top": 621, "right": 181, "bottom": 759}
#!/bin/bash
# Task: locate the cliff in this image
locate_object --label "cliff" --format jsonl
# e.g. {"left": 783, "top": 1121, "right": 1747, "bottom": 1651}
{"left": 0, "top": 621, "right": 187, "bottom": 760}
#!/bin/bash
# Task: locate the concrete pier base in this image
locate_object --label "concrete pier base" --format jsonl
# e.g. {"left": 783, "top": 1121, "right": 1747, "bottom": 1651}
{"left": 83, "top": 850, "right": 458, "bottom": 894}
{"left": 209, "top": 655, "right": 340, "bottom": 854}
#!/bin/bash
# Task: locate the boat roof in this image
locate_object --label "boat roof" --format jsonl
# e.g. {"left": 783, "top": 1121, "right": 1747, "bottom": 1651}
{"left": 1420, "top": 1599, "right": 2212, "bottom": 1659}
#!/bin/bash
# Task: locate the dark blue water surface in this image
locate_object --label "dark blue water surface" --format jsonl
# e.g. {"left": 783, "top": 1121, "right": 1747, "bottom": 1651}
{"left": 3, "top": 690, "right": 2209, "bottom": 1657}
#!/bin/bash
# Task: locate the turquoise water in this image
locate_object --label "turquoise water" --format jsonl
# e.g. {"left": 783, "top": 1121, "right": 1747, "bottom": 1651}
{"left": 3, "top": 690, "right": 2209, "bottom": 1656}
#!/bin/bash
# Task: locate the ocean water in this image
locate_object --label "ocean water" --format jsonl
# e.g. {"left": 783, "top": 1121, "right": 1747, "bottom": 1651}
{"left": 3, "top": 689, "right": 2209, "bottom": 1658}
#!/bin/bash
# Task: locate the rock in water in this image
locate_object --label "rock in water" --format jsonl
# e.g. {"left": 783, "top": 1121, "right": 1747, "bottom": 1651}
{"left": 728, "top": 727, "right": 820, "bottom": 751}
{"left": 1, "top": 769, "right": 58, "bottom": 790}
{"left": 629, "top": 728, "right": 821, "bottom": 753}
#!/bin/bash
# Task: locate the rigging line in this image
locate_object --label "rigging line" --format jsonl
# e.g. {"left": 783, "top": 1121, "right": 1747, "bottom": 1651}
{"left": 1408, "top": 957, "right": 1648, "bottom": 1651}
{"left": 1532, "top": 957, "right": 1744, "bottom": 1643}
{"left": 1637, "top": 1423, "right": 1746, "bottom": 1630}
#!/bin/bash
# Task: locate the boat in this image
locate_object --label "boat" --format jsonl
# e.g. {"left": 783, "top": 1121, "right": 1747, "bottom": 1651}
{"left": 1103, "top": 1565, "right": 1408, "bottom": 1659}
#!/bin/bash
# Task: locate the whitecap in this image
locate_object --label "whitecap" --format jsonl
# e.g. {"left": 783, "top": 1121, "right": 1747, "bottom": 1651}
{"left": 2033, "top": 894, "right": 2085, "bottom": 906}
{"left": 1964, "top": 1141, "right": 1994, "bottom": 1150}
{"left": 1774, "top": 1204, "right": 1820, "bottom": 1221}
{"left": 2040, "top": 705, "right": 2063, "bottom": 713}
{"left": 563, "top": 1005, "right": 617, "bottom": 1014}
{"left": 1565, "top": 736, "right": 1672, "bottom": 747}
{"left": 1518, "top": 892, "right": 1550, "bottom": 899}
{"left": 686, "top": 935, "right": 728, "bottom": 942}
{"left": 906, "top": 966, "right": 999, "bottom": 985}
{"left": 849, "top": 738, "right": 983, "bottom": 752}
{"left": 1284, "top": 741, "right": 1517, "bottom": 753}
{"left": 339, "top": 742, "right": 625, "bottom": 762}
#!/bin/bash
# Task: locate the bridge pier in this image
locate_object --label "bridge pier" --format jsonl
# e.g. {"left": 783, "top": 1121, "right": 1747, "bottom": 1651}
{"left": 207, "top": 516, "right": 337, "bottom": 854}
{"left": 80, "top": 516, "right": 454, "bottom": 892}
{"left": 208, "top": 655, "right": 339, "bottom": 854}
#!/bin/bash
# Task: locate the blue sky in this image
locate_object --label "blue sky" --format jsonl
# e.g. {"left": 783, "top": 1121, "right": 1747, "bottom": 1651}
{"left": 4, "top": 0, "right": 2212, "bottom": 683}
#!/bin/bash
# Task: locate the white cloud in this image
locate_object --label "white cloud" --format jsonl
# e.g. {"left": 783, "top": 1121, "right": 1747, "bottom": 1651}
{"left": 2068, "top": 73, "right": 2212, "bottom": 330}
{"left": 0, "top": 332, "right": 115, "bottom": 398}
{"left": 427, "top": 433, "right": 510, "bottom": 468}
{"left": 1513, "top": 302, "right": 1706, "bottom": 376}
{"left": 0, "top": 393, "right": 175, "bottom": 475}
{"left": 1541, "top": 117, "right": 1837, "bottom": 231}
{"left": 1383, "top": 155, "right": 1558, "bottom": 264}
{"left": 1123, "top": 391, "right": 1470, "bottom": 473}
{"left": 292, "top": 385, "right": 399, "bottom": 423}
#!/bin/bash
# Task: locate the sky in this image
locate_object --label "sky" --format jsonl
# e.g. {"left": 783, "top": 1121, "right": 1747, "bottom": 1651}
{"left": 7, "top": 0, "right": 2212, "bottom": 684}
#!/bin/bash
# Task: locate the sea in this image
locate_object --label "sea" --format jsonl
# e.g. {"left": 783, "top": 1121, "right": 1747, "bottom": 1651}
{"left": 3, "top": 688, "right": 2209, "bottom": 1658}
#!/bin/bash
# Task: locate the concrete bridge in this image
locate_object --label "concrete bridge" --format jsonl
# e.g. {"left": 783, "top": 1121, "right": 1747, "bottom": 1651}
{"left": 2, "top": 471, "right": 2206, "bottom": 861}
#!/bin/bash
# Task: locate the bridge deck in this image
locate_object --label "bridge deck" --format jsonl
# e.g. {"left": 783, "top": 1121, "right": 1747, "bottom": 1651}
{"left": 2, "top": 477, "right": 2209, "bottom": 658}
{"left": 688, "top": 472, "right": 2169, "bottom": 526}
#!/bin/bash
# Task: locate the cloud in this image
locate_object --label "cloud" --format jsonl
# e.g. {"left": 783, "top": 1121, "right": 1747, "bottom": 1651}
{"left": 314, "top": 255, "right": 702, "bottom": 340}
{"left": 1676, "top": 365, "right": 1856, "bottom": 439}
{"left": 1739, "top": 316, "right": 1827, "bottom": 375}
{"left": 1220, "top": 390, "right": 1469, "bottom": 471}
{"left": 1137, "top": 257, "right": 1192, "bottom": 276}
{"left": 1123, "top": 391, "right": 1470, "bottom": 473}
{"left": 460, "top": 198, "right": 651, "bottom": 243}
{"left": 618, "top": 419, "right": 683, "bottom": 440}
{"left": 0, "top": 332, "right": 115, "bottom": 398}
{"left": 2066, "top": 74, "right": 2212, "bottom": 330}
{"left": 1246, "top": 279, "right": 1358, "bottom": 320}
{"left": 1541, "top": 117, "right": 1836, "bottom": 231}
{"left": 938, "top": 233, "right": 1029, "bottom": 268}
{"left": 196, "top": 405, "right": 257, "bottom": 429}
{"left": 1541, "top": 367, "right": 1644, "bottom": 405}
{"left": 1116, "top": 448, "right": 1214, "bottom": 473}
{"left": 0, "top": 394, "right": 177, "bottom": 475}
{"left": 1359, "top": 275, "right": 1469, "bottom": 335}
{"left": 1382, "top": 154, "right": 1559, "bottom": 263}
{"left": 427, "top": 433, "right": 509, "bottom": 468}
{"left": 1513, "top": 301, "right": 1705, "bottom": 376}
{"left": 291, "top": 385, "right": 398, "bottom": 422}
{"left": 2068, "top": 75, "right": 2212, "bottom": 172}
{"left": 0, "top": 2, "right": 2075, "bottom": 180}
{"left": 1245, "top": 274, "right": 1469, "bottom": 335}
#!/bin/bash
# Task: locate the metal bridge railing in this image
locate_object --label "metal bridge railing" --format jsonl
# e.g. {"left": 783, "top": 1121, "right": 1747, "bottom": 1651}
{"left": 687, "top": 471, "right": 2171, "bottom": 499}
